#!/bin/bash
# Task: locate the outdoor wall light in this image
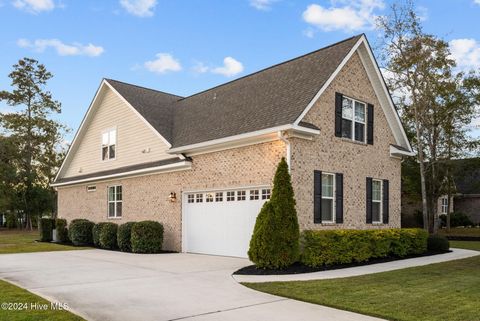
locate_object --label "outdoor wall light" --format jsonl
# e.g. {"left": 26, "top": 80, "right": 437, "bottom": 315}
{"left": 169, "top": 192, "right": 177, "bottom": 202}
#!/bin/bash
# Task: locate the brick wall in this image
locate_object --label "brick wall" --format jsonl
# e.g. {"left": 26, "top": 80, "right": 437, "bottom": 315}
{"left": 290, "top": 52, "right": 402, "bottom": 230}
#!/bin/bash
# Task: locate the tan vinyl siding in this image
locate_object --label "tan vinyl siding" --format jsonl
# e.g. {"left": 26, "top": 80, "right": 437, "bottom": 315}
{"left": 62, "top": 87, "right": 172, "bottom": 178}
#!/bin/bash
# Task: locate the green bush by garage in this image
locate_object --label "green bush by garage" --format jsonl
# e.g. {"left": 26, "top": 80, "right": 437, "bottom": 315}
{"left": 93, "top": 222, "right": 109, "bottom": 247}
{"left": 301, "top": 228, "right": 429, "bottom": 267}
{"left": 99, "top": 223, "right": 118, "bottom": 250}
{"left": 39, "top": 218, "right": 55, "bottom": 242}
{"left": 68, "top": 219, "right": 95, "bottom": 246}
{"left": 131, "top": 220, "right": 164, "bottom": 253}
{"left": 118, "top": 222, "right": 135, "bottom": 252}
{"left": 55, "top": 218, "right": 69, "bottom": 243}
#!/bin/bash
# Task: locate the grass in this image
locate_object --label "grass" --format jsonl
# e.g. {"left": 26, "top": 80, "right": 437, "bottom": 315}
{"left": 244, "top": 242, "right": 480, "bottom": 321}
{"left": 450, "top": 240, "right": 480, "bottom": 251}
{"left": 438, "top": 227, "right": 480, "bottom": 237}
{"left": 0, "top": 279, "right": 84, "bottom": 321}
{"left": 0, "top": 229, "right": 90, "bottom": 254}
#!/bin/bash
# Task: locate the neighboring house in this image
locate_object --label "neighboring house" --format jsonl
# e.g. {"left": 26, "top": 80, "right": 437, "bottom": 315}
{"left": 52, "top": 34, "right": 413, "bottom": 257}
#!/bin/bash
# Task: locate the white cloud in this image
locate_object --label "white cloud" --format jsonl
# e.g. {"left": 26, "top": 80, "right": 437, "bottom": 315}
{"left": 144, "top": 53, "right": 182, "bottom": 74}
{"left": 302, "top": 0, "right": 385, "bottom": 32}
{"left": 120, "top": 0, "right": 157, "bottom": 17}
{"left": 211, "top": 57, "right": 244, "bottom": 77}
{"left": 303, "top": 28, "right": 316, "bottom": 38}
{"left": 449, "top": 38, "right": 480, "bottom": 70}
{"left": 250, "top": 0, "right": 278, "bottom": 10}
{"left": 12, "top": 0, "right": 55, "bottom": 13}
{"left": 17, "top": 38, "right": 104, "bottom": 57}
{"left": 192, "top": 62, "right": 209, "bottom": 74}
{"left": 474, "top": 0, "right": 480, "bottom": 5}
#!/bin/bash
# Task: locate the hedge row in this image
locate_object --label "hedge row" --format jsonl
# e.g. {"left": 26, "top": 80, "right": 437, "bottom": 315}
{"left": 67, "top": 219, "right": 163, "bottom": 253}
{"left": 301, "top": 228, "right": 429, "bottom": 267}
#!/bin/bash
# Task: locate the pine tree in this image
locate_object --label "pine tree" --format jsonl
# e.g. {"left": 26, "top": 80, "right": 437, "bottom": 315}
{"left": 248, "top": 157, "right": 300, "bottom": 269}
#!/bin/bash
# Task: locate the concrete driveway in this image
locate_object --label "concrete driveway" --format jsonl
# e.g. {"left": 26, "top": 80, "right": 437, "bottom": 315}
{"left": 0, "top": 250, "right": 383, "bottom": 321}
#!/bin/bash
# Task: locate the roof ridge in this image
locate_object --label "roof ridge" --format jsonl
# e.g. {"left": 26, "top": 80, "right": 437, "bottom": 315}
{"left": 105, "top": 78, "right": 184, "bottom": 99}
{"left": 178, "top": 34, "right": 363, "bottom": 102}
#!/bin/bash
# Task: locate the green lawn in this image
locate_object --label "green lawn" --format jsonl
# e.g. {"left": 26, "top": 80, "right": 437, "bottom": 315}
{"left": 0, "top": 229, "right": 90, "bottom": 254}
{"left": 450, "top": 240, "right": 480, "bottom": 251}
{"left": 438, "top": 227, "right": 480, "bottom": 237}
{"left": 0, "top": 280, "right": 84, "bottom": 321}
{"left": 244, "top": 242, "right": 480, "bottom": 321}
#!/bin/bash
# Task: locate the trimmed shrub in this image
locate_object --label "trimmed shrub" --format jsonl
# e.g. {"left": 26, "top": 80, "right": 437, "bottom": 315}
{"left": 93, "top": 222, "right": 109, "bottom": 247}
{"left": 6, "top": 213, "right": 16, "bottom": 229}
{"left": 439, "top": 212, "right": 474, "bottom": 227}
{"left": 131, "top": 221, "right": 164, "bottom": 253}
{"left": 301, "top": 228, "right": 428, "bottom": 267}
{"left": 40, "top": 218, "right": 55, "bottom": 242}
{"left": 99, "top": 223, "right": 118, "bottom": 250}
{"left": 118, "top": 222, "right": 135, "bottom": 252}
{"left": 248, "top": 157, "right": 300, "bottom": 269}
{"left": 68, "top": 219, "right": 94, "bottom": 246}
{"left": 55, "top": 218, "right": 69, "bottom": 243}
{"left": 428, "top": 235, "right": 450, "bottom": 252}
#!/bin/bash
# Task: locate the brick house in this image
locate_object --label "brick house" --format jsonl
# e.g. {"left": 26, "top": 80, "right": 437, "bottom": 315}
{"left": 52, "top": 34, "right": 413, "bottom": 257}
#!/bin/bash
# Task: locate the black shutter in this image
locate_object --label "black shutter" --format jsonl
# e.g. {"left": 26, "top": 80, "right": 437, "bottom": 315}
{"left": 335, "top": 173, "right": 344, "bottom": 223}
{"left": 367, "top": 103, "right": 374, "bottom": 145}
{"left": 314, "top": 171, "right": 322, "bottom": 223}
{"left": 383, "top": 179, "right": 389, "bottom": 224}
{"left": 366, "top": 177, "right": 373, "bottom": 224}
{"left": 335, "top": 93, "right": 343, "bottom": 137}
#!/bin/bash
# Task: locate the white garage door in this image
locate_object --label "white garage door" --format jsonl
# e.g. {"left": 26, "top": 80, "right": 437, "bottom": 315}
{"left": 183, "top": 187, "right": 271, "bottom": 258}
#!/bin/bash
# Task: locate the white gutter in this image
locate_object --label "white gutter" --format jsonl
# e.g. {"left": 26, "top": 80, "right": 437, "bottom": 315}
{"left": 278, "top": 131, "right": 291, "bottom": 172}
{"left": 389, "top": 145, "right": 416, "bottom": 157}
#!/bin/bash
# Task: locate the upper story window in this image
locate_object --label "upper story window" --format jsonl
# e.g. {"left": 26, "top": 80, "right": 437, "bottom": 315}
{"left": 341, "top": 97, "right": 366, "bottom": 143}
{"left": 372, "top": 179, "right": 382, "bottom": 223}
{"left": 102, "top": 129, "right": 116, "bottom": 161}
{"left": 441, "top": 197, "right": 448, "bottom": 214}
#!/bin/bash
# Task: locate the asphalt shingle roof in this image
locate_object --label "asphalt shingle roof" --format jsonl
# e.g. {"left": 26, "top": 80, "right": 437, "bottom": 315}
{"left": 106, "top": 35, "right": 362, "bottom": 148}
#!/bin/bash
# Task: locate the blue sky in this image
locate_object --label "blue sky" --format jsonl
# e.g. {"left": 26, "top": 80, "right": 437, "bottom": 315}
{"left": 1, "top": 0, "right": 479, "bottom": 142}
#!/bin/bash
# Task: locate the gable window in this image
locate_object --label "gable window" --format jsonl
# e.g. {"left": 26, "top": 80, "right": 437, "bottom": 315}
{"left": 102, "top": 129, "right": 116, "bottom": 160}
{"left": 321, "top": 173, "right": 335, "bottom": 222}
{"left": 108, "top": 185, "right": 122, "bottom": 218}
{"left": 341, "top": 97, "right": 366, "bottom": 143}
{"left": 372, "top": 179, "right": 382, "bottom": 223}
{"left": 441, "top": 197, "right": 448, "bottom": 214}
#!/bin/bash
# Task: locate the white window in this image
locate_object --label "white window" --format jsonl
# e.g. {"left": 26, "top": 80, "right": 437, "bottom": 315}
{"left": 196, "top": 193, "right": 203, "bottom": 203}
{"left": 250, "top": 190, "right": 259, "bottom": 200}
{"left": 102, "top": 129, "right": 116, "bottom": 160}
{"left": 372, "top": 180, "right": 382, "bottom": 223}
{"left": 237, "top": 190, "right": 246, "bottom": 201}
{"left": 108, "top": 185, "right": 122, "bottom": 218}
{"left": 206, "top": 193, "right": 214, "bottom": 203}
{"left": 441, "top": 197, "right": 448, "bottom": 214}
{"left": 227, "top": 191, "right": 235, "bottom": 201}
{"left": 215, "top": 192, "right": 223, "bottom": 202}
{"left": 342, "top": 97, "right": 366, "bottom": 143}
{"left": 261, "top": 188, "right": 271, "bottom": 200}
{"left": 187, "top": 194, "right": 194, "bottom": 203}
{"left": 86, "top": 185, "right": 96, "bottom": 192}
{"left": 321, "top": 173, "right": 335, "bottom": 222}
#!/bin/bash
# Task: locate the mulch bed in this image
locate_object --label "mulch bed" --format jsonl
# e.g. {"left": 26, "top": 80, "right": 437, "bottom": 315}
{"left": 234, "top": 250, "right": 451, "bottom": 275}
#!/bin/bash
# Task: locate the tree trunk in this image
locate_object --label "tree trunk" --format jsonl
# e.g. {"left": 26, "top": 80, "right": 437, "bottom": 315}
{"left": 413, "top": 108, "right": 429, "bottom": 231}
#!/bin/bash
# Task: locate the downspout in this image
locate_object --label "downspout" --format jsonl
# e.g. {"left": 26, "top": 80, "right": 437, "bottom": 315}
{"left": 278, "top": 131, "right": 291, "bottom": 172}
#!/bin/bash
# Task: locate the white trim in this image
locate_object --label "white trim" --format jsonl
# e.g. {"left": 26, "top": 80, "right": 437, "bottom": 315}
{"left": 390, "top": 145, "right": 416, "bottom": 157}
{"left": 293, "top": 35, "right": 412, "bottom": 153}
{"left": 293, "top": 37, "right": 364, "bottom": 126}
{"left": 52, "top": 160, "right": 192, "bottom": 187}
{"left": 278, "top": 131, "right": 291, "bottom": 171}
{"left": 168, "top": 124, "right": 319, "bottom": 155}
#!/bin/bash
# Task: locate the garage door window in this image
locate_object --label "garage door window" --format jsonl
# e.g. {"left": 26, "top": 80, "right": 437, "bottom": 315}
{"left": 215, "top": 192, "right": 223, "bottom": 202}
{"left": 250, "top": 190, "right": 259, "bottom": 200}
{"left": 262, "top": 188, "right": 271, "bottom": 200}
{"left": 206, "top": 193, "right": 214, "bottom": 202}
{"left": 227, "top": 191, "right": 235, "bottom": 201}
{"left": 187, "top": 194, "right": 194, "bottom": 203}
{"left": 237, "top": 191, "right": 246, "bottom": 201}
{"left": 196, "top": 193, "right": 203, "bottom": 203}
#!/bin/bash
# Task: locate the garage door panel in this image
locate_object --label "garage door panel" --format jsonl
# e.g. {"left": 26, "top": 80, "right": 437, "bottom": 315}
{"left": 184, "top": 188, "right": 270, "bottom": 258}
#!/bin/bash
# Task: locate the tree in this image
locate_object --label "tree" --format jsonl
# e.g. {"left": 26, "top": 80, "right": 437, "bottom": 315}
{"left": 248, "top": 157, "right": 300, "bottom": 269}
{"left": 0, "top": 58, "right": 67, "bottom": 229}
{"left": 0, "top": 135, "right": 19, "bottom": 214}
{"left": 377, "top": 1, "right": 480, "bottom": 233}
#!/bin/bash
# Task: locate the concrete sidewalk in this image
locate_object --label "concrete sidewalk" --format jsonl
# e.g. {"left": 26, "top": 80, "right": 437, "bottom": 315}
{"left": 233, "top": 248, "right": 480, "bottom": 283}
